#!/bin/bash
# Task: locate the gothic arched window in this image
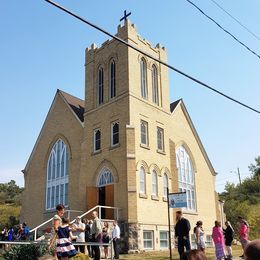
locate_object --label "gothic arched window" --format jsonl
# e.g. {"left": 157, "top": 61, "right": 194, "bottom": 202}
{"left": 46, "top": 139, "right": 69, "bottom": 210}
{"left": 110, "top": 60, "right": 116, "bottom": 98}
{"left": 176, "top": 146, "right": 196, "bottom": 211}
{"left": 152, "top": 170, "right": 158, "bottom": 196}
{"left": 98, "top": 67, "right": 104, "bottom": 105}
{"left": 163, "top": 173, "right": 168, "bottom": 197}
{"left": 152, "top": 65, "right": 159, "bottom": 105}
{"left": 97, "top": 168, "right": 114, "bottom": 187}
{"left": 139, "top": 166, "right": 146, "bottom": 194}
{"left": 111, "top": 121, "right": 119, "bottom": 146}
{"left": 140, "top": 58, "right": 147, "bottom": 99}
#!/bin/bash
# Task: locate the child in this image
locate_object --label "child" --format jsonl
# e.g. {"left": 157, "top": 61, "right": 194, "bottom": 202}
{"left": 49, "top": 218, "right": 77, "bottom": 260}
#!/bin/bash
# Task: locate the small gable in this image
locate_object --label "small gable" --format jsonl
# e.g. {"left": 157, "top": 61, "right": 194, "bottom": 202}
{"left": 58, "top": 90, "right": 85, "bottom": 122}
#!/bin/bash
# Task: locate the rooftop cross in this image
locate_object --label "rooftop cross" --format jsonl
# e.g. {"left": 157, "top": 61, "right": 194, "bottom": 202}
{"left": 120, "top": 10, "right": 131, "bottom": 22}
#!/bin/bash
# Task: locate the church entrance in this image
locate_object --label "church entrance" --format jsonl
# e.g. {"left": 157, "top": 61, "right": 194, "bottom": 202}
{"left": 97, "top": 168, "right": 114, "bottom": 219}
{"left": 98, "top": 184, "right": 114, "bottom": 219}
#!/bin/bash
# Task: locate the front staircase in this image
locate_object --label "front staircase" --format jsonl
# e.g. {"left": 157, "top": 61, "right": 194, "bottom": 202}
{"left": 30, "top": 205, "right": 120, "bottom": 241}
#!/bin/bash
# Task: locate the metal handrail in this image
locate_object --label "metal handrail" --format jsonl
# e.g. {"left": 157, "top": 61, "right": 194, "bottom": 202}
{"left": 29, "top": 205, "right": 119, "bottom": 240}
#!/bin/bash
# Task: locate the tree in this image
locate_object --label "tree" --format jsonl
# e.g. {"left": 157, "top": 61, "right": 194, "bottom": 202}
{"left": 220, "top": 156, "right": 260, "bottom": 240}
{"left": 248, "top": 156, "right": 260, "bottom": 179}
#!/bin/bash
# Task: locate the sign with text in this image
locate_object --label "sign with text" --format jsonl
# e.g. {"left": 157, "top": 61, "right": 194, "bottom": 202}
{"left": 168, "top": 192, "right": 187, "bottom": 208}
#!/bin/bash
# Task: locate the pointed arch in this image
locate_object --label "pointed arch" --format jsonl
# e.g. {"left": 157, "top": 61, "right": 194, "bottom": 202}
{"left": 151, "top": 64, "right": 159, "bottom": 105}
{"left": 149, "top": 163, "right": 161, "bottom": 176}
{"left": 109, "top": 58, "right": 116, "bottom": 99}
{"left": 140, "top": 57, "right": 148, "bottom": 99}
{"left": 92, "top": 159, "right": 119, "bottom": 187}
{"left": 175, "top": 141, "right": 197, "bottom": 172}
{"left": 176, "top": 144, "right": 197, "bottom": 211}
{"left": 161, "top": 167, "right": 172, "bottom": 179}
{"left": 97, "top": 65, "right": 104, "bottom": 105}
{"left": 45, "top": 138, "right": 69, "bottom": 210}
{"left": 136, "top": 160, "right": 149, "bottom": 173}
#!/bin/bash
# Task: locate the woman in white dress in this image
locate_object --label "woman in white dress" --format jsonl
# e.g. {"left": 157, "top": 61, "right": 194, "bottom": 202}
{"left": 195, "top": 221, "right": 206, "bottom": 253}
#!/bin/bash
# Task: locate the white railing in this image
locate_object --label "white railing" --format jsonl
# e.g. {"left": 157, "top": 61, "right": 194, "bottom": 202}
{"left": 30, "top": 205, "right": 119, "bottom": 240}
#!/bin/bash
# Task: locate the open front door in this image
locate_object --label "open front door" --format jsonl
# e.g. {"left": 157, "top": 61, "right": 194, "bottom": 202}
{"left": 105, "top": 184, "right": 114, "bottom": 219}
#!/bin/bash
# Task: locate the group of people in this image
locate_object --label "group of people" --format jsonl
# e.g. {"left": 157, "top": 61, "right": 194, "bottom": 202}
{"left": 174, "top": 210, "right": 253, "bottom": 260}
{"left": 0, "top": 222, "right": 30, "bottom": 243}
{"left": 50, "top": 204, "right": 121, "bottom": 260}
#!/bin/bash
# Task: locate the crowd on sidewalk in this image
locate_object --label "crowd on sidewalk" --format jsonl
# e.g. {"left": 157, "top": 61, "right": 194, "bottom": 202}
{"left": 0, "top": 222, "right": 30, "bottom": 243}
{"left": 2, "top": 205, "right": 259, "bottom": 260}
{"left": 174, "top": 210, "right": 259, "bottom": 260}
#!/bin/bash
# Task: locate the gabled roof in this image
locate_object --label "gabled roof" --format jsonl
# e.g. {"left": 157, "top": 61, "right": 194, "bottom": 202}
{"left": 23, "top": 89, "right": 84, "bottom": 173}
{"left": 170, "top": 99, "right": 182, "bottom": 113}
{"left": 170, "top": 99, "right": 216, "bottom": 176}
{"left": 58, "top": 90, "right": 85, "bottom": 122}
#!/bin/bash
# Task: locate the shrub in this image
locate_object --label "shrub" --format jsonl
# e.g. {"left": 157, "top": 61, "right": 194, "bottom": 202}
{"left": 3, "top": 244, "right": 47, "bottom": 260}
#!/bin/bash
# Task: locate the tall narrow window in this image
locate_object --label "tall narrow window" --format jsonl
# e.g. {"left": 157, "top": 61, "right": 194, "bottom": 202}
{"left": 46, "top": 139, "right": 69, "bottom": 210}
{"left": 152, "top": 170, "right": 158, "bottom": 196}
{"left": 176, "top": 146, "right": 196, "bottom": 211}
{"left": 98, "top": 67, "right": 104, "bottom": 105}
{"left": 139, "top": 166, "right": 146, "bottom": 194}
{"left": 110, "top": 60, "right": 116, "bottom": 98}
{"left": 111, "top": 122, "right": 119, "bottom": 146}
{"left": 94, "top": 129, "right": 101, "bottom": 152}
{"left": 140, "top": 58, "right": 147, "bottom": 99}
{"left": 163, "top": 173, "right": 168, "bottom": 197}
{"left": 157, "top": 127, "right": 164, "bottom": 152}
{"left": 140, "top": 120, "right": 148, "bottom": 146}
{"left": 152, "top": 65, "right": 159, "bottom": 105}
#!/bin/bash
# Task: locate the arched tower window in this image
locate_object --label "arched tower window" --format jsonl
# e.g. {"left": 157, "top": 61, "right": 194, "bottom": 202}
{"left": 152, "top": 170, "right": 158, "bottom": 196}
{"left": 176, "top": 146, "right": 196, "bottom": 211}
{"left": 152, "top": 65, "right": 159, "bottom": 105}
{"left": 97, "top": 168, "right": 114, "bottom": 187}
{"left": 110, "top": 60, "right": 116, "bottom": 98}
{"left": 46, "top": 139, "right": 69, "bottom": 210}
{"left": 97, "top": 67, "right": 104, "bottom": 105}
{"left": 140, "top": 58, "right": 147, "bottom": 99}
{"left": 139, "top": 166, "right": 146, "bottom": 194}
{"left": 163, "top": 173, "right": 168, "bottom": 197}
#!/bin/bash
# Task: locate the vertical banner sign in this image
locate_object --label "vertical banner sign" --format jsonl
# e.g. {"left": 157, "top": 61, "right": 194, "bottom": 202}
{"left": 167, "top": 189, "right": 187, "bottom": 260}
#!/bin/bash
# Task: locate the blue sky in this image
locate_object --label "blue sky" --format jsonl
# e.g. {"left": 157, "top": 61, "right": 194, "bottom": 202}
{"left": 0, "top": 0, "right": 259, "bottom": 192}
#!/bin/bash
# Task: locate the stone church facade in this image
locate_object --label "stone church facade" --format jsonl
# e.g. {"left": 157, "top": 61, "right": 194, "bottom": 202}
{"left": 21, "top": 20, "right": 219, "bottom": 251}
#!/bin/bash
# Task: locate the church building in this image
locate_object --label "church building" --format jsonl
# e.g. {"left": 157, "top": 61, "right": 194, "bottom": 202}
{"left": 21, "top": 19, "right": 219, "bottom": 251}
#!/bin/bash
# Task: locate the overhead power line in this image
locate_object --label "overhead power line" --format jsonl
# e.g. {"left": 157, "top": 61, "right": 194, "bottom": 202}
{"left": 209, "top": 0, "right": 260, "bottom": 41}
{"left": 185, "top": 0, "right": 260, "bottom": 60}
{"left": 44, "top": 0, "right": 260, "bottom": 115}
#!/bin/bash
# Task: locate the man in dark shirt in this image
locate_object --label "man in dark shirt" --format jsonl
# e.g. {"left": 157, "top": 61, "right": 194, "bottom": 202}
{"left": 174, "top": 211, "right": 191, "bottom": 259}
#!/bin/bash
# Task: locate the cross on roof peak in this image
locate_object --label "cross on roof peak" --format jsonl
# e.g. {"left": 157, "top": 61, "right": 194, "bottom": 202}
{"left": 120, "top": 10, "right": 131, "bottom": 22}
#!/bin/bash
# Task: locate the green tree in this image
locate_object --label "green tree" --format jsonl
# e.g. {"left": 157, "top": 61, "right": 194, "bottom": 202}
{"left": 248, "top": 156, "right": 260, "bottom": 178}
{"left": 220, "top": 156, "right": 260, "bottom": 240}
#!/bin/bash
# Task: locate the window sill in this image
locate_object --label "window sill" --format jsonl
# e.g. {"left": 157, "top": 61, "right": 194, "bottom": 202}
{"left": 139, "top": 193, "right": 148, "bottom": 199}
{"left": 140, "top": 144, "right": 150, "bottom": 150}
{"left": 182, "top": 210, "right": 198, "bottom": 216}
{"left": 151, "top": 195, "right": 159, "bottom": 201}
{"left": 92, "top": 149, "right": 102, "bottom": 155}
{"left": 162, "top": 196, "right": 168, "bottom": 202}
{"left": 110, "top": 143, "right": 120, "bottom": 150}
{"left": 156, "top": 149, "right": 166, "bottom": 155}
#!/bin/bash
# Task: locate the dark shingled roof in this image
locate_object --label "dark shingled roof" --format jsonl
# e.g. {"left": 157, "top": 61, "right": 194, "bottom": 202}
{"left": 58, "top": 90, "right": 85, "bottom": 122}
{"left": 170, "top": 99, "right": 182, "bottom": 113}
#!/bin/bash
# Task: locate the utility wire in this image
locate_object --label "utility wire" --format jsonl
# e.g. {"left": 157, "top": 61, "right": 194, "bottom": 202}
{"left": 44, "top": 0, "right": 260, "bottom": 114}
{"left": 185, "top": 0, "right": 260, "bottom": 60}
{"left": 209, "top": 0, "right": 260, "bottom": 41}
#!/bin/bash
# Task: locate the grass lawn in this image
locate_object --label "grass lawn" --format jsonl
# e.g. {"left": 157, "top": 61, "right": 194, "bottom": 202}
{"left": 119, "top": 245, "right": 243, "bottom": 259}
